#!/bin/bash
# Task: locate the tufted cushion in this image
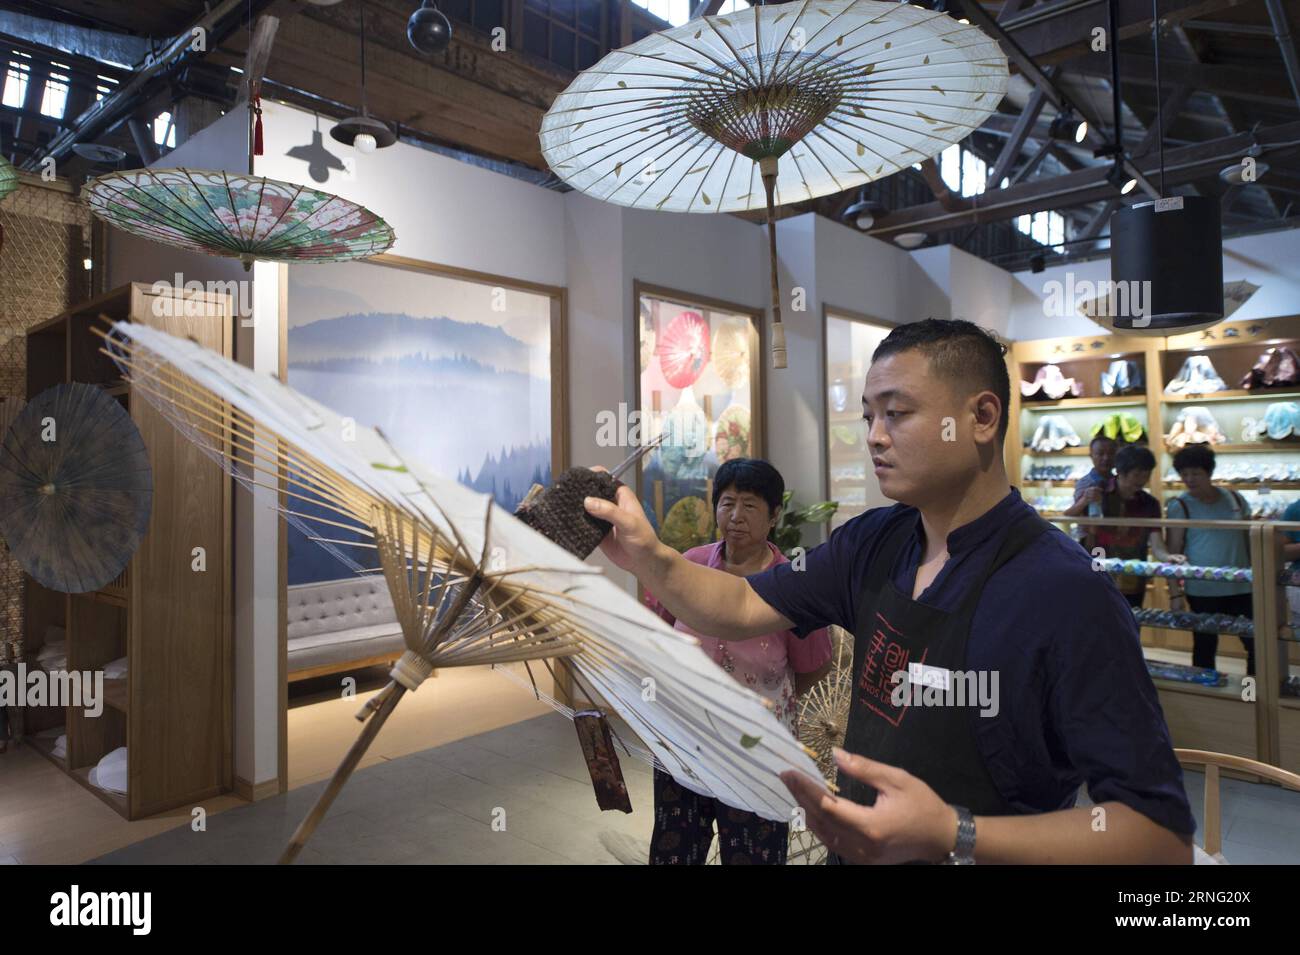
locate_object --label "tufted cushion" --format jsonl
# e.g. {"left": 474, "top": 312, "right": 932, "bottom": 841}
{"left": 287, "top": 577, "right": 403, "bottom": 674}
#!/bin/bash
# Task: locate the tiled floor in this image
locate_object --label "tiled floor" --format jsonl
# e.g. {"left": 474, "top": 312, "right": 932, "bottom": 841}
{"left": 89, "top": 711, "right": 1300, "bottom": 865}
{"left": 92, "top": 712, "right": 658, "bottom": 865}
{"left": 0, "top": 666, "right": 552, "bottom": 864}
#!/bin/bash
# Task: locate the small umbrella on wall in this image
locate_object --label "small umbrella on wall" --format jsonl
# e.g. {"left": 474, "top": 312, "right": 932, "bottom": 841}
{"left": 541, "top": 0, "right": 1007, "bottom": 368}
{"left": 0, "top": 383, "right": 152, "bottom": 594}
{"left": 84, "top": 167, "right": 396, "bottom": 272}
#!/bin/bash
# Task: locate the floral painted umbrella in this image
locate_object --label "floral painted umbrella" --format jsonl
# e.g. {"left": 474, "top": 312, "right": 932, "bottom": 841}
{"left": 84, "top": 167, "right": 395, "bottom": 271}
{"left": 541, "top": 0, "right": 1007, "bottom": 368}
{"left": 658, "top": 309, "right": 711, "bottom": 388}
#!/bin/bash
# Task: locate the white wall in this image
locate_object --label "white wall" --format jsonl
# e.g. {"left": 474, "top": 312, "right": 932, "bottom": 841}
{"left": 256, "top": 101, "right": 567, "bottom": 286}
{"left": 1009, "top": 227, "right": 1300, "bottom": 341}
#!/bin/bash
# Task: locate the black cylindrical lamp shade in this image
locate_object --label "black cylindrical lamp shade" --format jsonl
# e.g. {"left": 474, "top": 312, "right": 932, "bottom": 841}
{"left": 1109, "top": 196, "right": 1224, "bottom": 332}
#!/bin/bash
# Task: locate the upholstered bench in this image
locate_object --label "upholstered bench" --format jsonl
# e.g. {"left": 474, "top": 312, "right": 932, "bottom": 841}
{"left": 286, "top": 577, "right": 405, "bottom": 681}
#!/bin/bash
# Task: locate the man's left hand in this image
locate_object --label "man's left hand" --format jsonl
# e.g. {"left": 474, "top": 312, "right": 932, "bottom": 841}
{"left": 780, "top": 748, "right": 958, "bottom": 864}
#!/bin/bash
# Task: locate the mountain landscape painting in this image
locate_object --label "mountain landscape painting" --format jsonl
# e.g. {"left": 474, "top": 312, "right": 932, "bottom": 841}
{"left": 285, "top": 260, "right": 555, "bottom": 584}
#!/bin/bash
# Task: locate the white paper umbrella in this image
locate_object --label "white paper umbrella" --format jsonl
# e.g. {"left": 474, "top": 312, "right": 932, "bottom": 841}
{"left": 541, "top": 0, "right": 1006, "bottom": 366}
{"left": 99, "top": 321, "right": 822, "bottom": 861}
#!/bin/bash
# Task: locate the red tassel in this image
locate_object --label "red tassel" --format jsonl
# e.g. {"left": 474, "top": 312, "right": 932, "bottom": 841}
{"left": 253, "top": 96, "right": 264, "bottom": 157}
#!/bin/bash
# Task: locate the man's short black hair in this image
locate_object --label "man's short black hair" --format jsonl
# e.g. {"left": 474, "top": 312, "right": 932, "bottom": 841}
{"left": 712, "top": 458, "right": 785, "bottom": 516}
{"left": 1173, "top": 443, "right": 1216, "bottom": 475}
{"left": 1090, "top": 434, "right": 1118, "bottom": 449}
{"left": 871, "top": 318, "right": 1011, "bottom": 440}
{"left": 1115, "top": 444, "right": 1156, "bottom": 475}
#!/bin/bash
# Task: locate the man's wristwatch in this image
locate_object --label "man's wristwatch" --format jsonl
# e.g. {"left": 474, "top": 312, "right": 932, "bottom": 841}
{"left": 942, "top": 805, "right": 976, "bottom": 865}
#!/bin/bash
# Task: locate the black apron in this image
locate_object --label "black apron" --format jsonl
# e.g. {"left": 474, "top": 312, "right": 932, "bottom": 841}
{"left": 829, "top": 508, "right": 1052, "bottom": 863}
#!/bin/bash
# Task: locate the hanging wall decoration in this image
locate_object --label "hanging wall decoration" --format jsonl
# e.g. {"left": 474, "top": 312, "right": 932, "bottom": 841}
{"left": 0, "top": 383, "right": 152, "bottom": 594}
{"left": 636, "top": 287, "right": 763, "bottom": 547}
{"left": 84, "top": 167, "right": 395, "bottom": 271}
{"left": 541, "top": 0, "right": 1007, "bottom": 368}
{"left": 658, "top": 309, "right": 712, "bottom": 389}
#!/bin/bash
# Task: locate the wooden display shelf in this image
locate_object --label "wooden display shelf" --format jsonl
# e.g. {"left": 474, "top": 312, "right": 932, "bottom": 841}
{"left": 68, "top": 765, "right": 129, "bottom": 816}
{"left": 26, "top": 731, "right": 66, "bottom": 769}
{"left": 1020, "top": 394, "right": 1147, "bottom": 411}
{"left": 1164, "top": 481, "right": 1300, "bottom": 491}
{"left": 1185, "top": 442, "right": 1300, "bottom": 454}
{"left": 22, "top": 282, "right": 234, "bottom": 820}
{"left": 102, "top": 678, "right": 129, "bottom": 714}
{"left": 1020, "top": 479, "right": 1088, "bottom": 488}
{"left": 1023, "top": 446, "right": 1090, "bottom": 457}
{"left": 1164, "top": 388, "right": 1300, "bottom": 403}
{"left": 1150, "top": 672, "right": 1249, "bottom": 702}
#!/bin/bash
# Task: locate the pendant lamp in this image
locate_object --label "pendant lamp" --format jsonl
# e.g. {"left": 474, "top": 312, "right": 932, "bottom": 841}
{"left": 331, "top": 1, "right": 397, "bottom": 154}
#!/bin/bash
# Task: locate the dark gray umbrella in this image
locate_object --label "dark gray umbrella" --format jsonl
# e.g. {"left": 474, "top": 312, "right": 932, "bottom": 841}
{"left": 0, "top": 383, "right": 152, "bottom": 593}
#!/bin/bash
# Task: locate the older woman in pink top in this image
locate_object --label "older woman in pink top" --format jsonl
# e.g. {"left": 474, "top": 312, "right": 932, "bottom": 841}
{"left": 646, "top": 458, "right": 832, "bottom": 864}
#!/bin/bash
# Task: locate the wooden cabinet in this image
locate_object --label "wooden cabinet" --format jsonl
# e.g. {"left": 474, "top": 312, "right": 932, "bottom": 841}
{"left": 22, "top": 283, "right": 232, "bottom": 819}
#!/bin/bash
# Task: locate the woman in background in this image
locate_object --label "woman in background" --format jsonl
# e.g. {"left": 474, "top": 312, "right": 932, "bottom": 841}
{"left": 645, "top": 458, "right": 832, "bottom": 865}
{"left": 1165, "top": 444, "right": 1255, "bottom": 676}
{"left": 1065, "top": 444, "right": 1177, "bottom": 607}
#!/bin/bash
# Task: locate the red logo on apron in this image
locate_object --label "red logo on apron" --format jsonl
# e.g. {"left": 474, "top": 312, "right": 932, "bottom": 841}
{"left": 858, "top": 611, "right": 926, "bottom": 727}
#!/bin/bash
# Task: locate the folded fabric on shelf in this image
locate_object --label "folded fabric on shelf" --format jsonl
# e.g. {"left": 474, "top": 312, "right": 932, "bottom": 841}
{"left": 1029, "top": 415, "right": 1082, "bottom": 452}
{"left": 102, "top": 657, "right": 128, "bottom": 681}
{"left": 1263, "top": 401, "right": 1300, "bottom": 440}
{"left": 1165, "top": 355, "right": 1228, "bottom": 395}
{"left": 90, "top": 747, "right": 128, "bottom": 795}
{"left": 1166, "top": 406, "right": 1227, "bottom": 448}
{"left": 1100, "top": 359, "right": 1144, "bottom": 396}
{"left": 1241, "top": 346, "right": 1300, "bottom": 390}
{"left": 1096, "top": 557, "right": 1252, "bottom": 582}
{"left": 1146, "top": 660, "right": 1227, "bottom": 687}
{"left": 1092, "top": 412, "right": 1145, "bottom": 444}
{"left": 1133, "top": 606, "right": 1255, "bottom": 638}
{"left": 1021, "top": 364, "right": 1082, "bottom": 400}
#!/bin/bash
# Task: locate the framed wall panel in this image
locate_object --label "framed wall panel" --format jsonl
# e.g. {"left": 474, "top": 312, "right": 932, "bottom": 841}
{"left": 632, "top": 281, "right": 764, "bottom": 554}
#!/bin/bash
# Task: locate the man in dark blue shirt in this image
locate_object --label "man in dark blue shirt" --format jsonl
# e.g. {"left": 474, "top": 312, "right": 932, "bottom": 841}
{"left": 586, "top": 318, "right": 1194, "bottom": 864}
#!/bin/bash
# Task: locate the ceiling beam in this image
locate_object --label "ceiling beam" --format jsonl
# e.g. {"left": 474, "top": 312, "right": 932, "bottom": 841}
{"left": 22, "top": 0, "right": 276, "bottom": 170}
{"left": 690, "top": 0, "right": 726, "bottom": 19}
{"left": 1066, "top": 49, "right": 1297, "bottom": 108}
{"left": 918, "top": 157, "right": 962, "bottom": 211}
{"left": 987, "top": 86, "right": 1050, "bottom": 186}
{"left": 1002, "top": 0, "right": 1256, "bottom": 68}
{"left": 866, "top": 119, "right": 1300, "bottom": 237}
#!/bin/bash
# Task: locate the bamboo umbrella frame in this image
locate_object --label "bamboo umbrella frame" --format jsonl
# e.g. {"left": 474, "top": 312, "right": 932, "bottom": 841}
{"left": 96, "top": 321, "right": 827, "bottom": 863}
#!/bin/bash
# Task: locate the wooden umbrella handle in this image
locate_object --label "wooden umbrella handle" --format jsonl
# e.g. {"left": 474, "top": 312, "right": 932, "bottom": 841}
{"left": 760, "top": 157, "right": 786, "bottom": 370}
{"left": 278, "top": 681, "right": 407, "bottom": 864}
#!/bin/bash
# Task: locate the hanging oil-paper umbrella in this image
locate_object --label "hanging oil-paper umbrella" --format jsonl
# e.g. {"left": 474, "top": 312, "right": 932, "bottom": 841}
{"left": 84, "top": 167, "right": 395, "bottom": 271}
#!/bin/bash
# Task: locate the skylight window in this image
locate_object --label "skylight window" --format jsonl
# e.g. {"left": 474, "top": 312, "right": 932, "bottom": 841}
{"left": 2, "top": 55, "right": 31, "bottom": 109}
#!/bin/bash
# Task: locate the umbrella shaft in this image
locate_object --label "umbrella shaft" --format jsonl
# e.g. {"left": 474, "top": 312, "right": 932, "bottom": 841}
{"left": 278, "top": 681, "right": 407, "bottom": 864}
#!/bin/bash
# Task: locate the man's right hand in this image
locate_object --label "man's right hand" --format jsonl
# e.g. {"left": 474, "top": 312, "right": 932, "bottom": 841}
{"left": 583, "top": 480, "right": 664, "bottom": 575}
